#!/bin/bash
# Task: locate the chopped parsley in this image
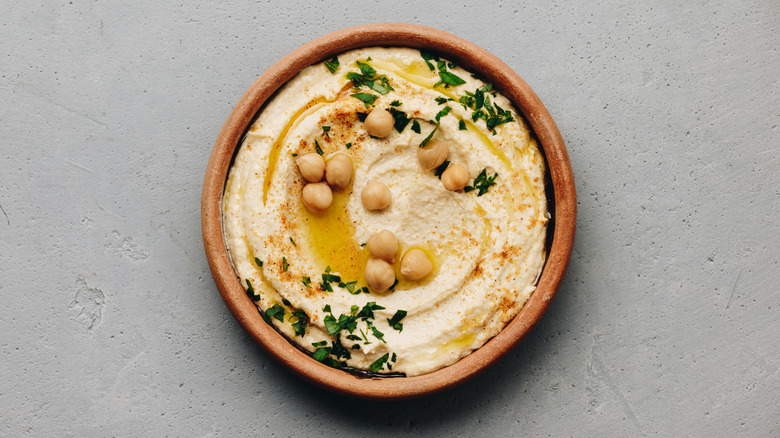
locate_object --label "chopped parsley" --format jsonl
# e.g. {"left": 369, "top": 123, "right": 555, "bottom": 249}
{"left": 290, "top": 237, "right": 296, "bottom": 246}
{"left": 324, "top": 56, "right": 340, "bottom": 74}
{"left": 351, "top": 92, "right": 378, "bottom": 107}
{"left": 291, "top": 153, "right": 298, "bottom": 157}
{"left": 369, "top": 353, "right": 390, "bottom": 372}
{"left": 266, "top": 304, "right": 285, "bottom": 322}
{"left": 338, "top": 280, "right": 358, "bottom": 294}
{"left": 312, "top": 340, "right": 328, "bottom": 347}
{"left": 282, "top": 298, "right": 291, "bottom": 306}
{"left": 390, "top": 100, "right": 402, "bottom": 107}
{"left": 387, "top": 310, "right": 407, "bottom": 332}
{"left": 434, "top": 160, "right": 450, "bottom": 178}
{"left": 282, "top": 257, "right": 289, "bottom": 272}
{"left": 458, "top": 119, "right": 467, "bottom": 130}
{"left": 322, "top": 272, "right": 341, "bottom": 283}
{"left": 418, "top": 123, "right": 439, "bottom": 148}
{"left": 411, "top": 120, "right": 421, "bottom": 134}
{"left": 245, "top": 279, "right": 260, "bottom": 301}
{"left": 464, "top": 168, "right": 499, "bottom": 196}
{"left": 436, "top": 71, "right": 466, "bottom": 88}
{"left": 347, "top": 60, "right": 394, "bottom": 95}
{"left": 435, "top": 96, "right": 452, "bottom": 105}
{"left": 357, "top": 112, "right": 368, "bottom": 122}
{"left": 389, "top": 107, "right": 411, "bottom": 133}
{"left": 420, "top": 50, "right": 437, "bottom": 70}
{"left": 254, "top": 257, "right": 263, "bottom": 267}
{"left": 368, "top": 321, "right": 386, "bottom": 343}
{"left": 345, "top": 142, "right": 352, "bottom": 149}
{"left": 459, "top": 84, "right": 514, "bottom": 133}
{"left": 435, "top": 106, "right": 452, "bottom": 122}
{"left": 322, "top": 126, "right": 330, "bottom": 138}
{"left": 302, "top": 276, "right": 311, "bottom": 288}
{"left": 314, "top": 139, "right": 323, "bottom": 155}
{"left": 291, "top": 311, "right": 308, "bottom": 337}
{"left": 312, "top": 347, "right": 331, "bottom": 362}
{"left": 389, "top": 278, "right": 399, "bottom": 292}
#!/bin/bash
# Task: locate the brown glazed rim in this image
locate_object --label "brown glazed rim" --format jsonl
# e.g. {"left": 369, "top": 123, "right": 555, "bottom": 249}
{"left": 201, "top": 23, "right": 576, "bottom": 400}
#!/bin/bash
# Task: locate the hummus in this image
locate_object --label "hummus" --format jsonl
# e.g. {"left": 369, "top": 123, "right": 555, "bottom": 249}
{"left": 222, "top": 47, "right": 548, "bottom": 376}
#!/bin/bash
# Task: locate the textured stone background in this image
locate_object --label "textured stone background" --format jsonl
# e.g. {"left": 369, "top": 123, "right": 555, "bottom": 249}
{"left": 1, "top": 1, "right": 778, "bottom": 436}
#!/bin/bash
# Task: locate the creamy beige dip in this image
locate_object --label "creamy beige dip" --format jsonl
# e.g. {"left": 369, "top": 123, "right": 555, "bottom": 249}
{"left": 222, "top": 47, "right": 548, "bottom": 376}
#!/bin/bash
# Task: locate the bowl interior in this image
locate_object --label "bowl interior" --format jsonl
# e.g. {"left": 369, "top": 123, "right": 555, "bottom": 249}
{"left": 201, "top": 23, "right": 576, "bottom": 400}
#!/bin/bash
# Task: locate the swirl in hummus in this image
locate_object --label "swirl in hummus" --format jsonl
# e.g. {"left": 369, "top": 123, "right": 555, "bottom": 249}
{"left": 222, "top": 47, "right": 548, "bottom": 376}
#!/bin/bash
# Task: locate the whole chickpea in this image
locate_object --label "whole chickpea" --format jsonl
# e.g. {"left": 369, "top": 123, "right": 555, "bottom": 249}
{"left": 400, "top": 249, "right": 433, "bottom": 281}
{"left": 441, "top": 163, "right": 469, "bottom": 191}
{"left": 364, "top": 258, "right": 396, "bottom": 293}
{"left": 296, "top": 153, "right": 325, "bottom": 182}
{"left": 417, "top": 139, "right": 450, "bottom": 171}
{"left": 325, "top": 153, "right": 353, "bottom": 190}
{"left": 301, "top": 182, "right": 333, "bottom": 214}
{"left": 361, "top": 180, "right": 391, "bottom": 211}
{"left": 367, "top": 230, "right": 398, "bottom": 262}
{"left": 364, "top": 109, "right": 394, "bottom": 138}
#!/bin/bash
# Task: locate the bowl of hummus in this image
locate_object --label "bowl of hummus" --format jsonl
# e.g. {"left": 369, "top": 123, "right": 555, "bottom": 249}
{"left": 202, "top": 23, "right": 576, "bottom": 399}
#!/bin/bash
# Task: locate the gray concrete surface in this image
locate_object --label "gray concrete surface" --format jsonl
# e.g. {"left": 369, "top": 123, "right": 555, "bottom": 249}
{"left": 1, "top": 1, "right": 778, "bottom": 436}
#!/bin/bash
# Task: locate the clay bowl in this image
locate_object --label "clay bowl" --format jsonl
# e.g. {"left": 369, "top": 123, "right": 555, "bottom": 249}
{"left": 202, "top": 23, "right": 576, "bottom": 400}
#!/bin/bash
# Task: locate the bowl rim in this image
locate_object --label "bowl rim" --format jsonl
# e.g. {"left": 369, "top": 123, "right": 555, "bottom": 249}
{"left": 201, "top": 23, "right": 576, "bottom": 400}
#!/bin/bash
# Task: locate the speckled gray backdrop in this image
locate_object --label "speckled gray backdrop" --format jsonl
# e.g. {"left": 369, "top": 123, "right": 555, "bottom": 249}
{"left": 1, "top": 1, "right": 778, "bottom": 436}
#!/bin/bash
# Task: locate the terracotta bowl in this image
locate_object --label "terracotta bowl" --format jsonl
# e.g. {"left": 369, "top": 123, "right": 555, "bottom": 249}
{"left": 201, "top": 23, "right": 576, "bottom": 400}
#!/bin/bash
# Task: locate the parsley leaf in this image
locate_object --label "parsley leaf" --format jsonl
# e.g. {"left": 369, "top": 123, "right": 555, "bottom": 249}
{"left": 290, "top": 237, "right": 296, "bottom": 246}
{"left": 282, "top": 257, "right": 289, "bottom": 272}
{"left": 411, "top": 120, "right": 421, "bottom": 134}
{"left": 245, "top": 279, "right": 260, "bottom": 301}
{"left": 302, "top": 276, "right": 311, "bottom": 288}
{"left": 324, "top": 56, "right": 339, "bottom": 74}
{"left": 464, "top": 168, "right": 499, "bottom": 196}
{"left": 438, "top": 71, "right": 466, "bottom": 87}
{"left": 390, "top": 100, "right": 402, "bottom": 107}
{"left": 314, "top": 139, "right": 323, "bottom": 155}
{"left": 434, "top": 160, "right": 450, "bottom": 178}
{"left": 418, "top": 123, "right": 439, "bottom": 148}
{"left": 387, "top": 310, "right": 407, "bottom": 332}
{"left": 351, "top": 92, "right": 378, "bottom": 107}
{"left": 357, "top": 112, "right": 368, "bottom": 122}
{"left": 435, "top": 106, "right": 452, "bottom": 122}
{"left": 291, "top": 311, "right": 308, "bottom": 337}
{"left": 312, "top": 340, "right": 328, "bottom": 347}
{"left": 420, "top": 51, "right": 437, "bottom": 70}
{"left": 389, "top": 107, "right": 411, "bottom": 133}
{"left": 345, "top": 142, "right": 352, "bottom": 149}
{"left": 324, "top": 314, "right": 340, "bottom": 335}
{"left": 369, "top": 353, "right": 390, "bottom": 372}
{"left": 458, "top": 119, "right": 467, "bottom": 130}
{"left": 266, "top": 304, "right": 285, "bottom": 322}
{"left": 357, "top": 302, "right": 385, "bottom": 319}
{"left": 254, "top": 257, "right": 263, "bottom": 267}
{"left": 313, "top": 347, "right": 331, "bottom": 361}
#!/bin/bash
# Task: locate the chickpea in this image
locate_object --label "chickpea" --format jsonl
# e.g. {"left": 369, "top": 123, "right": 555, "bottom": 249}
{"left": 417, "top": 139, "right": 450, "bottom": 171}
{"left": 367, "top": 230, "right": 398, "bottom": 262}
{"left": 441, "top": 163, "right": 469, "bottom": 191}
{"left": 301, "top": 182, "right": 333, "bottom": 214}
{"left": 296, "top": 153, "right": 325, "bottom": 182}
{"left": 325, "top": 153, "right": 353, "bottom": 190}
{"left": 400, "top": 249, "right": 433, "bottom": 281}
{"left": 361, "top": 180, "right": 391, "bottom": 211}
{"left": 364, "top": 258, "right": 396, "bottom": 294}
{"left": 364, "top": 108, "right": 394, "bottom": 138}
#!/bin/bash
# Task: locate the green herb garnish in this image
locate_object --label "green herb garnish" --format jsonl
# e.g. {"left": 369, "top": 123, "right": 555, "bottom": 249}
{"left": 345, "top": 142, "right": 352, "bottom": 149}
{"left": 312, "top": 340, "right": 328, "bottom": 347}
{"left": 369, "top": 353, "right": 390, "bottom": 372}
{"left": 434, "top": 160, "right": 450, "bottom": 178}
{"left": 463, "top": 168, "right": 498, "bottom": 196}
{"left": 254, "top": 257, "right": 263, "bottom": 267}
{"left": 266, "top": 304, "right": 285, "bottom": 322}
{"left": 291, "top": 153, "right": 298, "bottom": 157}
{"left": 435, "top": 106, "right": 452, "bottom": 122}
{"left": 322, "top": 126, "right": 330, "bottom": 138}
{"left": 324, "top": 56, "right": 340, "bottom": 73}
{"left": 290, "top": 237, "right": 296, "bottom": 246}
{"left": 418, "top": 123, "right": 439, "bottom": 148}
{"left": 245, "top": 279, "right": 260, "bottom": 301}
{"left": 314, "top": 139, "right": 323, "bottom": 155}
{"left": 302, "top": 276, "right": 311, "bottom": 288}
{"left": 420, "top": 51, "right": 437, "bottom": 70}
{"left": 347, "top": 60, "right": 394, "bottom": 95}
{"left": 351, "top": 92, "right": 378, "bottom": 107}
{"left": 387, "top": 310, "right": 407, "bottom": 332}
{"left": 458, "top": 119, "right": 467, "bottom": 130}
{"left": 437, "top": 71, "right": 466, "bottom": 88}
{"left": 291, "top": 311, "right": 308, "bottom": 337}
{"left": 390, "top": 100, "right": 402, "bottom": 107}
{"left": 411, "top": 120, "right": 421, "bottom": 134}
{"left": 313, "top": 347, "right": 331, "bottom": 361}
{"left": 389, "top": 107, "right": 411, "bottom": 133}
{"left": 282, "top": 257, "right": 289, "bottom": 272}
{"left": 357, "top": 112, "right": 368, "bottom": 122}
